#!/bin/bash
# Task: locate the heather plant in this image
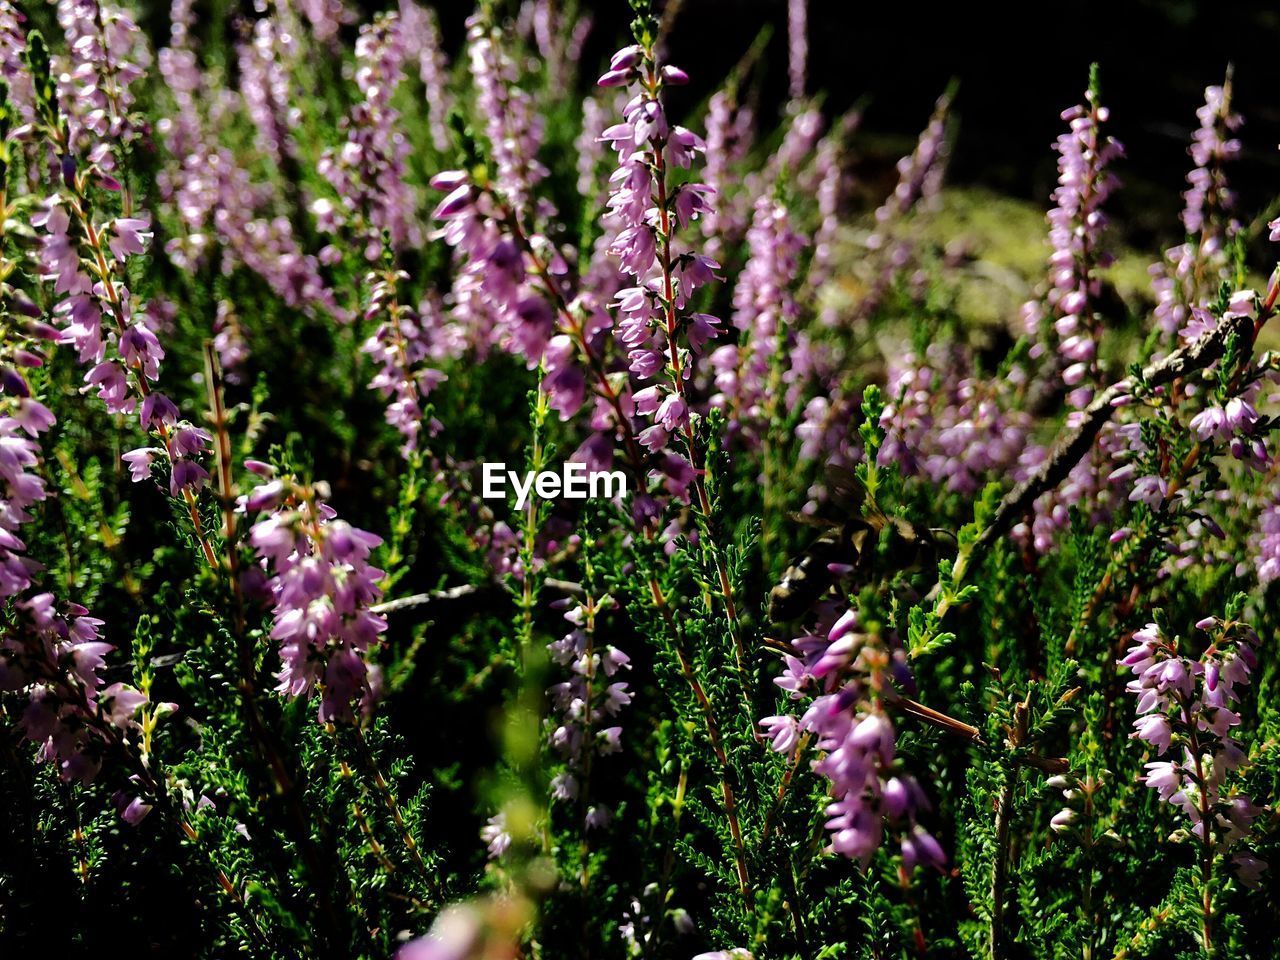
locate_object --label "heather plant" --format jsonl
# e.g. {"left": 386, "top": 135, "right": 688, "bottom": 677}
{"left": 1, "top": 1, "right": 1279, "bottom": 959}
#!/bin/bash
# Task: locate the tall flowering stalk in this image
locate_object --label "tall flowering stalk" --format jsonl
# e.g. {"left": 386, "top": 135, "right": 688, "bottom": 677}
{"left": 867, "top": 92, "right": 951, "bottom": 247}
{"left": 400, "top": 0, "right": 451, "bottom": 152}
{"left": 52, "top": 0, "right": 149, "bottom": 179}
{"left": 1019, "top": 77, "right": 1125, "bottom": 553}
{"left": 237, "top": 9, "right": 299, "bottom": 170}
{"left": 433, "top": 21, "right": 758, "bottom": 917}
{"left": 243, "top": 473, "right": 388, "bottom": 723}
{"left": 787, "top": 0, "right": 807, "bottom": 101}
{"left": 155, "top": 0, "right": 213, "bottom": 269}
{"left": 1119, "top": 615, "right": 1268, "bottom": 950}
{"left": 597, "top": 9, "right": 766, "bottom": 701}
{"left": 546, "top": 578, "right": 631, "bottom": 888}
{"left": 762, "top": 607, "right": 943, "bottom": 871}
{"left": 1022, "top": 76, "right": 1123, "bottom": 411}
{"left": 361, "top": 264, "right": 447, "bottom": 458}
{"left": 21, "top": 26, "right": 217, "bottom": 567}
{"left": 712, "top": 194, "right": 803, "bottom": 451}
{"left": 701, "top": 89, "right": 754, "bottom": 258}
{"left": 468, "top": 10, "right": 547, "bottom": 218}
{"left": 1151, "top": 80, "right": 1242, "bottom": 340}
{"left": 318, "top": 11, "right": 418, "bottom": 260}
{"left": 597, "top": 25, "right": 721, "bottom": 496}
{"left": 809, "top": 124, "right": 848, "bottom": 299}
{"left": 0, "top": 323, "right": 146, "bottom": 784}
{"left": 850, "top": 92, "right": 951, "bottom": 323}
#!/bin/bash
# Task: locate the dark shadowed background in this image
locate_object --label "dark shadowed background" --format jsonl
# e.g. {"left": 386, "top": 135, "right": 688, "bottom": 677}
{"left": 421, "top": 0, "right": 1280, "bottom": 249}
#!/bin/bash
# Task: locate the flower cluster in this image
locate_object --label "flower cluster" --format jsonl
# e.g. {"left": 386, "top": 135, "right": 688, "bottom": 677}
{"left": 546, "top": 590, "right": 631, "bottom": 824}
{"left": 701, "top": 90, "right": 755, "bottom": 258}
{"left": 1014, "top": 85, "right": 1129, "bottom": 552}
{"left": 0, "top": 360, "right": 53, "bottom": 599}
{"left": 1151, "top": 82, "right": 1242, "bottom": 339}
{"left": 879, "top": 343, "right": 1040, "bottom": 495}
{"left": 362, "top": 271, "right": 448, "bottom": 457}
{"left": 296, "top": 0, "right": 352, "bottom": 46}
{"left": 763, "top": 607, "right": 942, "bottom": 870}
{"left": 599, "top": 35, "right": 722, "bottom": 492}
{"left": 515, "top": 0, "right": 594, "bottom": 92}
{"left": 848, "top": 95, "right": 949, "bottom": 322}
{"left": 400, "top": 0, "right": 451, "bottom": 152}
{"left": 711, "top": 195, "right": 803, "bottom": 450}
{"left": 427, "top": 10, "right": 566, "bottom": 367}
{"left": 238, "top": 10, "right": 299, "bottom": 169}
{"left": 1119, "top": 617, "right": 1267, "bottom": 884}
{"left": 318, "top": 12, "right": 418, "bottom": 260}
{"left": 35, "top": 200, "right": 159, "bottom": 422}
{"left": 869, "top": 93, "right": 950, "bottom": 240}
{"left": 53, "top": 0, "right": 149, "bottom": 171}
{"left": 0, "top": 0, "right": 33, "bottom": 121}
{"left": 1, "top": 359, "right": 144, "bottom": 784}
{"left": 21, "top": 3, "right": 212, "bottom": 503}
{"left": 1184, "top": 83, "right": 1242, "bottom": 239}
{"left": 810, "top": 126, "right": 849, "bottom": 306}
{"left": 1188, "top": 388, "right": 1269, "bottom": 469}
{"left": 243, "top": 473, "right": 388, "bottom": 723}
{"left": 430, "top": 169, "right": 559, "bottom": 367}
{"left": 468, "top": 11, "right": 547, "bottom": 216}
{"left": 1256, "top": 495, "right": 1280, "bottom": 584}
{"left": 1023, "top": 84, "right": 1123, "bottom": 410}
{"left": 0, "top": 592, "right": 146, "bottom": 784}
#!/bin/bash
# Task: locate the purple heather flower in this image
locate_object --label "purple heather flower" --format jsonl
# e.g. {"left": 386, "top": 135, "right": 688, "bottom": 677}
{"left": 546, "top": 592, "right": 630, "bottom": 818}
{"left": 787, "top": 0, "right": 807, "bottom": 101}
{"left": 760, "top": 714, "right": 801, "bottom": 756}
{"left": 700, "top": 90, "right": 755, "bottom": 257}
{"left": 52, "top": 0, "right": 150, "bottom": 169}
{"left": 1255, "top": 497, "right": 1280, "bottom": 584}
{"left": 317, "top": 12, "right": 419, "bottom": 260}
{"left": 1023, "top": 83, "right": 1122, "bottom": 409}
{"left": 1150, "top": 83, "right": 1242, "bottom": 340}
{"left": 765, "top": 603, "right": 938, "bottom": 870}
{"left": 468, "top": 13, "right": 547, "bottom": 216}
{"left": 361, "top": 274, "right": 449, "bottom": 457}
{"left": 480, "top": 812, "right": 512, "bottom": 859}
{"left": 27, "top": 92, "right": 212, "bottom": 501}
{"left": 1132, "top": 713, "right": 1174, "bottom": 755}
{"left": 869, "top": 92, "right": 951, "bottom": 239}
{"left": 400, "top": 0, "right": 452, "bottom": 152}
{"left": 1120, "top": 618, "right": 1267, "bottom": 880}
{"left": 712, "top": 196, "right": 804, "bottom": 450}
{"left": 243, "top": 479, "right": 387, "bottom": 723}
{"left": 595, "top": 36, "right": 726, "bottom": 499}
{"left": 1, "top": 379, "right": 143, "bottom": 792}
{"left": 0, "top": 1, "right": 34, "bottom": 121}
{"left": 1185, "top": 83, "right": 1242, "bottom": 238}
{"left": 879, "top": 343, "right": 1039, "bottom": 496}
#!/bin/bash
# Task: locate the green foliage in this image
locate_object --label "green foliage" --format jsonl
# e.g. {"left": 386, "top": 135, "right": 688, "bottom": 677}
{"left": 2, "top": 4, "right": 1278, "bottom": 960}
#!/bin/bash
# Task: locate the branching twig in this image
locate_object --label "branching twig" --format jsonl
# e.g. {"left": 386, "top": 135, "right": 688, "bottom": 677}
{"left": 972, "top": 307, "right": 1259, "bottom": 557}
{"left": 370, "top": 578, "right": 583, "bottom": 616}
